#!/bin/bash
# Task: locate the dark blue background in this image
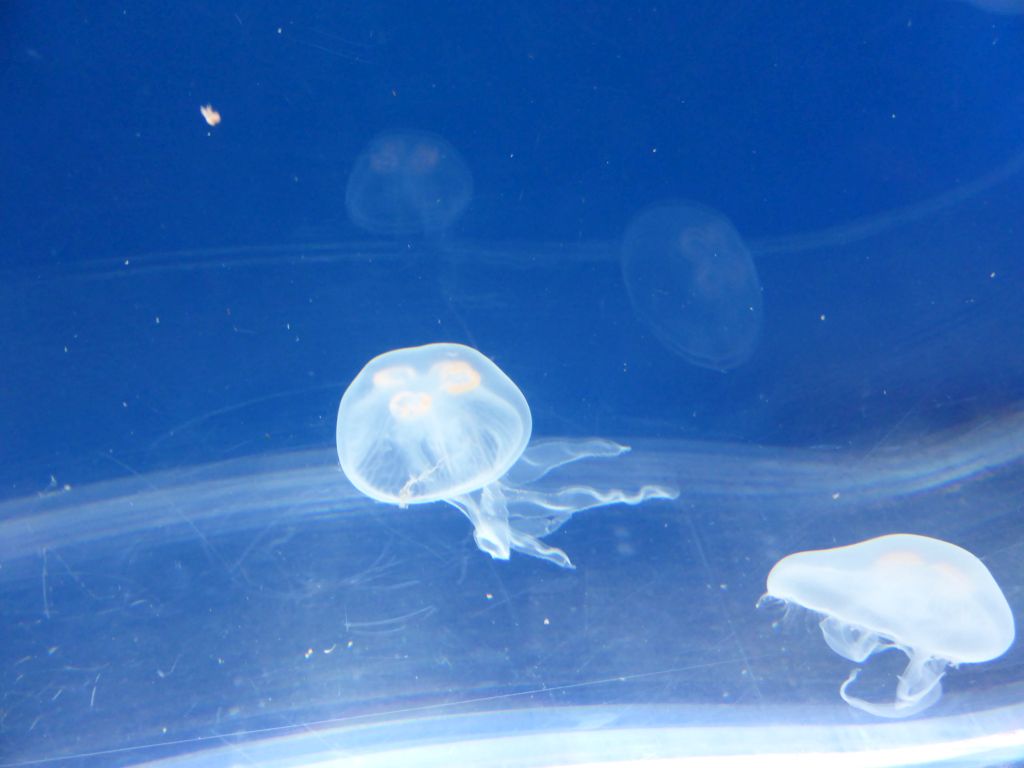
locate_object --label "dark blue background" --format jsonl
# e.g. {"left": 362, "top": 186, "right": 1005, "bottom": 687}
{"left": 2, "top": 0, "right": 1023, "bottom": 491}
{"left": 4, "top": 2, "right": 1022, "bottom": 247}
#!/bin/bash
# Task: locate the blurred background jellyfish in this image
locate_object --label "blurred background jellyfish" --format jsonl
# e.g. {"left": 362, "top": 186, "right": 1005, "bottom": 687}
{"left": 620, "top": 202, "right": 763, "bottom": 372}
{"left": 956, "top": 0, "right": 1024, "bottom": 13}
{"left": 344, "top": 131, "right": 474, "bottom": 236}
{"left": 336, "top": 342, "right": 677, "bottom": 567}
{"left": 764, "top": 533, "right": 1016, "bottom": 719}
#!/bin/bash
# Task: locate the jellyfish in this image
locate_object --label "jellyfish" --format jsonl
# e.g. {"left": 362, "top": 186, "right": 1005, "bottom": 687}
{"left": 345, "top": 131, "right": 473, "bottom": 236}
{"left": 957, "top": 0, "right": 1024, "bottom": 13}
{"left": 335, "top": 343, "right": 677, "bottom": 567}
{"left": 764, "top": 533, "right": 1015, "bottom": 718}
{"left": 620, "top": 201, "right": 763, "bottom": 371}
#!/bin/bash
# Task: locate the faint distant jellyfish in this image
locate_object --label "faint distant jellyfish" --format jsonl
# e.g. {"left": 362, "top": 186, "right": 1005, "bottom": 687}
{"left": 336, "top": 343, "right": 677, "bottom": 567}
{"left": 345, "top": 131, "right": 473, "bottom": 236}
{"left": 763, "top": 533, "right": 1015, "bottom": 718}
{"left": 957, "top": 0, "right": 1024, "bottom": 14}
{"left": 621, "top": 202, "right": 763, "bottom": 371}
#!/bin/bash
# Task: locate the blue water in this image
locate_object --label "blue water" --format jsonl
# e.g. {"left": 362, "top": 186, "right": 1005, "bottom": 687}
{"left": 1, "top": 2, "right": 1023, "bottom": 766}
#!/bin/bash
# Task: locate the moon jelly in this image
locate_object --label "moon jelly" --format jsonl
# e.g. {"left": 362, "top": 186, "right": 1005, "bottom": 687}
{"left": 345, "top": 131, "right": 473, "bottom": 236}
{"left": 958, "top": 0, "right": 1024, "bottom": 13}
{"left": 621, "top": 202, "right": 763, "bottom": 371}
{"left": 336, "top": 343, "right": 677, "bottom": 567}
{"left": 764, "top": 533, "right": 1015, "bottom": 718}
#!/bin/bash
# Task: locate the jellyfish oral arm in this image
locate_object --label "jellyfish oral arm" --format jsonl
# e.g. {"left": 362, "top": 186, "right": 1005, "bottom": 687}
{"left": 397, "top": 457, "right": 446, "bottom": 507}
{"left": 446, "top": 491, "right": 511, "bottom": 561}
{"left": 818, "top": 609, "right": 948, "bottom": 719}
{"left": 504, "top": 438, "right": 630, "bottom": 485}
{"left": 446, "top": 484, "right": 575, "bottom": 569}
{"left": 446, "top": 479, "right": 676, "bottom": 570}
{"left": 839, "top": 651, "right": 947, "bottom": 719}
{"left": 504, "top": 438, "right": 679, "bottom": 536}
{"left": 443, "top": 438, "right": 678, "bottom": 568}
{"left": 507, "top": 529, "right": 574, "bottom": 569}
{"left": 506, "top": 484, "right": 677, "bottom": 522}
{"left": 820, "top": 616, "right": 893, "bottom": 662}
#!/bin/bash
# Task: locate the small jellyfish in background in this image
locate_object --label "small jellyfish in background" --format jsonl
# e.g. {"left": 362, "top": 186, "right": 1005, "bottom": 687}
{"left": 620, "top": 202, "right": 763, "bottom": 372}
{"left": 345, "top": 131, "right": 473, "bottom": 236}
{"left": 336, "top": 342, "right": 677, "bottom": 567}
{"left": 763, "top": 533, "right": 1015, "bottom": 718}
{"left": 957, "top": 0, "right": 1024, "bottom": 13}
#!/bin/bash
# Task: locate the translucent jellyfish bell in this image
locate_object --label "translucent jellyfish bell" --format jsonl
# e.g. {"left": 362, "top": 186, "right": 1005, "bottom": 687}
{"left": 336, "top": 343, "right": 677, "bottom": 567}
{"left": 765, "top": 533, "right": 1015, "bottom": 718}
{"left": 344, "top": 131, "right": 473, "bottom": 236}
{"left": 620, "top": 201, "right": 763, "bottom": 372}
{"left": 958, "top": 0, "right": 1024, "bottom": 14}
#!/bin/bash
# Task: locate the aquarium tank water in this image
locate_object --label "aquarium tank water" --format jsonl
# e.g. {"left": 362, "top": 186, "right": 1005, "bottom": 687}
{"left": 1, "top": 2, "right": 1022, "bottom": 766}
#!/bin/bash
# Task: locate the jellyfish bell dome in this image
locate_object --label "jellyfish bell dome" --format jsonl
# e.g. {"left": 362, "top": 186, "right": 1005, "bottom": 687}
{"left": 336, "top": 343, "right": 532, "bottom": 506}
